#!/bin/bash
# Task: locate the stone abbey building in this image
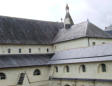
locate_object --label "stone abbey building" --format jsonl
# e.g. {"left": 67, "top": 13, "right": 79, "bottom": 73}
{"left": 0, "top": 4, "right": 112, "bottom": 86}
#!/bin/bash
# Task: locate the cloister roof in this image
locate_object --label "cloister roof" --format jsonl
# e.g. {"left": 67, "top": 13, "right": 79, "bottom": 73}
{"left": 48, "top": 43, "right": 112, "bottom": 64}
{"left": 0, "top": 54, "right": 53, "bottom": 68}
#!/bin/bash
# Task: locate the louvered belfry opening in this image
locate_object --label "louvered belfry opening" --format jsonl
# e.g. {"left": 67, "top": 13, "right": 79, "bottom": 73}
{"left": 17, "top": 73, "right": 25, "bottom": 85}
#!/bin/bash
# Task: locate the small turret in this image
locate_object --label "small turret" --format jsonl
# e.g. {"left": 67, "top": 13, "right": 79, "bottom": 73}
{"left": 64, "top": 4, "right": 74, "bottom": 29}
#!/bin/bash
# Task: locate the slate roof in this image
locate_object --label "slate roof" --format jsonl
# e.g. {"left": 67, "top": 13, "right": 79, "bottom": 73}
{"left": 105, "top": 31, "right": 112, "bottom": 35}
{"left": 53, "top": 21, "right": 112, "bottom": 43}
{"left": 0, "top": 54, "right": 53, "bottom": 68}
{"left": 0, "top": 16, "right": 63, "bottom": 44}
{"left": 48, "top": 43, "right": 112, "bottom": 64}
{"left": 0, "top": 16, "right": 111, "bottom": 44}
{"left": 104, "top": 25, "right": 112, "bottom": 35}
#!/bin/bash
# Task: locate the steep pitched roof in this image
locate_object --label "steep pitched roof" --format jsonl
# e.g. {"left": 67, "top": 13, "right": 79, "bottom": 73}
{"left": 0, "top": 54, "right": 53, "bottom": 68}
{"left": 48, "top": 43, "right": 112, "bottom": 64}
{"left": 0, "top": 16, "right": 111, "bottom": 44}
{"left": 53, "top": 21, "right": 112, "bottom": 43}
{"left": 0, "top": 16, "right": 63, "bottom": 44}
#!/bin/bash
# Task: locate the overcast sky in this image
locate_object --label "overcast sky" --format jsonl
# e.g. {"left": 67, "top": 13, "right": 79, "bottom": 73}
{"left": 0, "top": 0, "right": 112, "bottom": 29}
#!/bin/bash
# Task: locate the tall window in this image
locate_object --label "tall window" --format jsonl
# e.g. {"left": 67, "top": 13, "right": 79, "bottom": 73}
{"left": 101, "top": 64, "right": 106, "bottom": 72}
{"left": 64, "top": 65, "right": 69, "bottom": 72}
{"left": 19, "top": 48, "right": 21, "bottom": 53}
{"left": 33, "top": 69, "right": 41, "bottom": 75}
{"left": 29, "top": 48, "right": 31, "bottom": 53}
{"left": 55, "top": 66, "right": 58, "bottom": 72}
{"left": 8, "top": 48, "right": 11, "bottom": 53}
{"left": 80, "top": 65, "right": 86, "bottom": 72}
{"left": 47, "top": 48, "right": 49, "bottom": 52}
{"left": 0, "top": 73, "right": 6, "bottom": 80}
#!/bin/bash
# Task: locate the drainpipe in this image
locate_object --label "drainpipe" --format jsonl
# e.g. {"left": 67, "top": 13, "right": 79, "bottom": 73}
{"left": 88, "top": 37, "right": 90, "bottom": 47}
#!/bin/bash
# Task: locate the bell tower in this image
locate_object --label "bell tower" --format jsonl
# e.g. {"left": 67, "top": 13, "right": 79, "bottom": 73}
{"left": 64, "top": 4, "right": 74, "bottom": 29}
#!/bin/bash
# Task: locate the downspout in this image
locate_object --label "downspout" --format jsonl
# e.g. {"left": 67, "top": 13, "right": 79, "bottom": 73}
{"left": 88, "top": 37, "right": 90, "bottom": 47}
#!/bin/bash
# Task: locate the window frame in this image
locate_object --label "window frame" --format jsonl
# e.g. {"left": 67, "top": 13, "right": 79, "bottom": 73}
{"left": 80, "top": 64, "right": 86, "bottom": 73}
{"left": 0, "top": 73, "right": 6, "bottom": 80}
{"left": 33, "top": 69, "right": 41, "bottom": 75}
{"left": 64, "top": 65, "right": 69, "bottom": 73}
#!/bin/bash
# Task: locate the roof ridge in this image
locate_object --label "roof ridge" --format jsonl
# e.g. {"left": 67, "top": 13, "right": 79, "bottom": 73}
{"left": 86, "top": 21, "right": 112, "bottom": 38}
{"left": 0, "top": 15, "right": 61, "bottom": 24}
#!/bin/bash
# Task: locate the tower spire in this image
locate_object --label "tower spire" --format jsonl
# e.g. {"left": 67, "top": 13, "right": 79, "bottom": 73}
{"left": 66, "top": 4, "right": 69, "bottom": 12}
{"left": 64, "top": 4, "right": 74, "bottom": 29}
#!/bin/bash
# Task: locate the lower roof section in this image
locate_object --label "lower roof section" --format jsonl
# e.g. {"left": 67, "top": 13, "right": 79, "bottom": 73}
{"left": 48, "top": 43, "right": 112, "bottom": 65}
{"left": 0, "top": 54, "right": 53, "bottom": 68}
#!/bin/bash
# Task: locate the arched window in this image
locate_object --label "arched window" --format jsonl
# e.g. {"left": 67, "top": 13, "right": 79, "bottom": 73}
{"left": 64, "top": 84, "right": 70, "bottom": 86}
{"left": 98, "top": 63, "right": 106, "bottom": 73}
{"left": 29, "top": 48, "right": 31, "bottom": 53}
{"left": 101, "top": 64, "right": 106, "bottom": 72}
{"left": 47, "top": 48, "right": 49, "bottom": 52}
{"left": 55, "top": 66, "right": 58, "bottom": 72}
{"left": 33, "top": 69, "right": 41, "bottom": 75}
{"left": 64, "top": 65, "right": 69, "bottom": 72}
{"left": 8, "top": 48, "right": 11, "bottom": 53}
{"left": 80, "top": 65, "right": 86, "bottom": 72}
{"left": 0, "top": 73, "right": 6, "bottom": 80}
{"left": 92, "top": 42, "right": 96, "bottom": 46}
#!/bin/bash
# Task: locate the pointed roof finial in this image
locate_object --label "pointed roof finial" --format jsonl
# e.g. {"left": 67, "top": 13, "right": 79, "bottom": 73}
{"left": 66, "top": 4, "right": 69, "bottom": 12}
